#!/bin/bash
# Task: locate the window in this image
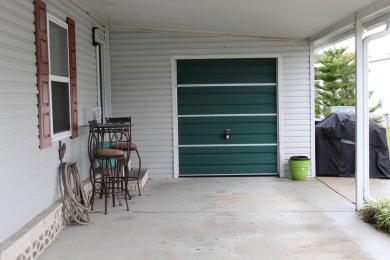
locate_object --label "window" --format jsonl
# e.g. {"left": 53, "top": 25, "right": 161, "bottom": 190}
{"left": 35, "top": 0, "right": 78, "bottom": 149}
{"left": 48, "top": 16, "right": 71, "bottom": 139}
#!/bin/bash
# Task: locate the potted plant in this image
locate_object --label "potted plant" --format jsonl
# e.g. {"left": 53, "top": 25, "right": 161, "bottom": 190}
{"left": 289, "top": 156, "right": 310, "bottom": 181}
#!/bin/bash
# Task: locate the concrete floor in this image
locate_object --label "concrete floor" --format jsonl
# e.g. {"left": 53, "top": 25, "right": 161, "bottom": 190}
{"left": 39, "top": 177, "right": 390, "bottom": 260}
{"left": 317, "top": 177, "right": 390, "bottom": 203}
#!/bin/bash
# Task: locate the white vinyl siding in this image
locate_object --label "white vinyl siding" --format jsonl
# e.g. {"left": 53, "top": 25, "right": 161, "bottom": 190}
{"left": 0, "top": 0, "right": 104, "bottom": 243}
{"left": 110, "top": 32, "right": 311, "bottom": 179}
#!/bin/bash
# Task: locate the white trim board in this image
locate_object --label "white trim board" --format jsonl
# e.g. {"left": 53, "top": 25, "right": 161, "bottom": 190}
{"left": 277, "top": 56, "right": 284, "bottom": 177}
{"left": 171, "top": 57, "right": 179, "bottom": 178}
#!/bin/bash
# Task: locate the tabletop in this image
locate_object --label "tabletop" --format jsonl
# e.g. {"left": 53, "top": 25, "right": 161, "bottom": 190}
{"left": 96, "top": 123, "right": 134, "bottom": 128}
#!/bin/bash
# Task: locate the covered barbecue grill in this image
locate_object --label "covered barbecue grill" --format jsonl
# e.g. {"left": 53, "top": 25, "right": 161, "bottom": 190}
{"left": 315, "top": 113, "right": 390, "bottom": 179}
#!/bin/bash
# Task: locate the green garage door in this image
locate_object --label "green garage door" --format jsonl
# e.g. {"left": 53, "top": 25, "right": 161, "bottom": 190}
{"left": 177, "top": 58, "right": 278, "bottom": 176}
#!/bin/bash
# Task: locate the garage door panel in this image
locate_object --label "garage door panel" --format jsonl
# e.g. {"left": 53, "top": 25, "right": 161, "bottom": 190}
{"left": 179, "top": 164, "right": 278, "bottom": 176}
{"left": 179, "top": 122, "right": 276, "bottom": 135}
{"left": 178, "top": 58, "right": 276, "bottom": 68}
{"left": 179, "top": 104, "right": 276, "bottom": 115}
{"left": 177, "top": 63, "right": 276, "bottom": 76}
{"left": 179, "top": 116, "right": 277, "bottom": 124}
{"left": 180, "top": 146, "right": 277, "bottom": 154}
{"left": 178, "top": 85, "right": 276, "bottom": 94}
{"left": 179, "top": 117, "right": 277, "bottom": 145}
{"left": 178, "top": 75, "right": 276, "bottom": 85}
{"left": 179, "top": 147, "right": 278, "bottom": 174}
{"left": 178, "top": 86, "right": 276, "bottom": 115}
{"left": 177, "top": 58, "right": 276, "bottom": 85}
{"left": 180, "top": 153, "right": 277, "bottom": 165}
{"left": 179, "top": 118, "right": 277, "bottom": 144}
{"left": 179, "top": 133, "right": 277, "bottom": 145}
{"left": 178, "top": 93, "right": 276, "bottom": 106}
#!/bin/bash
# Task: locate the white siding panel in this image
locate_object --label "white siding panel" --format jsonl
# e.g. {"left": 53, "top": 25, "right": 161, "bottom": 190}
{"left": 284, "top": 125, "right": 311, "bottom": 131}
{"left": 284, "top": 79, "right": 311, "bottom": 86}
{"left": 0, "top": 43, "right": 35, "bottom": 62}
{"left": 0, "top": 8, "right": 34, "bottom": 31}
{"left": 0, "top": 58, "right": 35, "bottom": 73}
{"left": 284, "top": 96, "right": 310, "bottom": 103}
{"left": 284, "top": 90, "right": 310, "bottom": 97}
{"left": 0, "top": 19, "right": 34, "bottom": 40}
{"left": 0, "top": 68, "right": 36, "bottom": 83}
{"left": 110, "top": 31, "right": 311, "bottom": 179}
{"left": 0, "top": 0, "right": 102, "bottom": 243}
{"left": 284, "top": 102, "right": 310, "bottom": 108}
{"left": 283, "top": 119, "right": 311, "bottom": 126}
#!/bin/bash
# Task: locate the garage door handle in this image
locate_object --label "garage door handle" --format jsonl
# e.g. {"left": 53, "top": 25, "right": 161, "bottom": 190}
{"left": 224, "top": 128, "right": 231, "bottom": 140}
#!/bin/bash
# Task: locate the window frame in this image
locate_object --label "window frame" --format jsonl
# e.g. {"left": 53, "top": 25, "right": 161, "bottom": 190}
{"left": 47, "top": 14, "right": 72, "bottom": 141}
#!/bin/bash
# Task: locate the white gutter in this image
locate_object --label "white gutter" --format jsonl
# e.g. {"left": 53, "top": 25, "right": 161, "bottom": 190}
{"left": 362, "top": 20, "right": 390, "bottom": 203}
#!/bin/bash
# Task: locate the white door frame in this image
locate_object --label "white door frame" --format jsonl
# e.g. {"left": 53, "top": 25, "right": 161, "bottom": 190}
{"left": 171, "top": 54, "right": 284, "bottom": 178}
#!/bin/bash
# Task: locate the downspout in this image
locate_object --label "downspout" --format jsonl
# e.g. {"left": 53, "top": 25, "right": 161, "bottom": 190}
{"left": 362, "top": 20, "right": 390, "bottom": 203}
{"left": 92, "top": 27, "right": 102, "bottom": 109}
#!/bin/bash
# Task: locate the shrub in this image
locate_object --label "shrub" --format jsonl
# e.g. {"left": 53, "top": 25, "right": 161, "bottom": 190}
{"left": 361, "top": 199, "right": 390, "bottom": 234}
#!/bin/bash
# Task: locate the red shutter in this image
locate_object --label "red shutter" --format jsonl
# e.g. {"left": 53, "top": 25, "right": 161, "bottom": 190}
{"left": 35, "top": 0, "right": 52, "bottom": 149}
{"left": 67, "top": 17, "right": 78, "bottom": 138}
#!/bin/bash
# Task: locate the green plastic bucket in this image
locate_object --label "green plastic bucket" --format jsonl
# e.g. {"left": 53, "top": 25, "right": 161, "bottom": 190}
{"left": 289, "top": 156, "right": 310, "bottom": 181}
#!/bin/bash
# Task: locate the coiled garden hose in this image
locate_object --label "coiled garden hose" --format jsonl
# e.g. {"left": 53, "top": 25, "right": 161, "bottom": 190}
{"left": 59, "top": 162, "right": 91, "bottom": 225}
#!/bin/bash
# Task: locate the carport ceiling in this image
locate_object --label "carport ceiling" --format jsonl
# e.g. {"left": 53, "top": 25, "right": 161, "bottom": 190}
{"left": 76, "top": 0, "right": 388, "bottom": 41}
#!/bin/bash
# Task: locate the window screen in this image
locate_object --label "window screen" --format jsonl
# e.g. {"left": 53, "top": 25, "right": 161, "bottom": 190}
{"left": 51, "top": 81, "right": 70, "bottom": 134}
{"left": 49, "top": 21, "right": 68, "bottom": 77}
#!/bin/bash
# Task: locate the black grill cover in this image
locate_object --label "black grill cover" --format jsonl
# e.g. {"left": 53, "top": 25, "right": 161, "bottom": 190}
{"left": 316, "top": 113, "right": 390, "bottom": 179}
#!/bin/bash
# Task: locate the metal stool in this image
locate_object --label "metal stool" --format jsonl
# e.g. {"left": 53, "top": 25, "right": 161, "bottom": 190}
{"left": 106, "top": 116, "right": 142, "bottom": 196}
{"left": 88, "top": 120, "right": 129, "bottom": 215}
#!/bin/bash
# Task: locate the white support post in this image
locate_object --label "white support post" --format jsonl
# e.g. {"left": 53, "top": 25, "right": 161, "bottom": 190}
{"left": 310, "top": 43, "right": 316, "bottom": 177}
{"left": 355, "top": 17, "right": 366, "bottom": 210}
{"left": 362, "top": 21, "right": 390, "bottom": 203}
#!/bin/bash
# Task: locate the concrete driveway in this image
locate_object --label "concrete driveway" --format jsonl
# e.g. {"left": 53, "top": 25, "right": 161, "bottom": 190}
{"left": 39, "top": 177, "right": 390, "bottom": 260}
{"left": 317, "top": 176, "right": 390, "bottom": 203}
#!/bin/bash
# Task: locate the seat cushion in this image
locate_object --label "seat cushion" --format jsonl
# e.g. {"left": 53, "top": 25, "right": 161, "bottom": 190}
{"left": 96, "top": 149, "right": 124, "bottom": 157}
{"left": 110, "top": 142, "right": 138, "bottom": 150}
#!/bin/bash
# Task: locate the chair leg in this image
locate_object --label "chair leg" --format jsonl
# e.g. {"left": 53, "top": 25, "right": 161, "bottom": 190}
{"left": 110, "top": 160, "right": 116, "bottom": 207}
{"left": 98, "top": 160, "right": 104, "bottom": 199}
{"left": 115, "top": 160, "right": 123, "bottom": 207}
{"left": 123, "top": 160, "right": 129, "bottom": 211}
{"left": 103, "top": 170, "right": 108, "bottom": 215}
{"left": 89, "top": 165, "right": 95, "bottom": 210}
{"left": 135, "top": 149, "right": 141, "bottom": 196}
{"left": 123, "top": 163, "right": 132, "bottom": 200}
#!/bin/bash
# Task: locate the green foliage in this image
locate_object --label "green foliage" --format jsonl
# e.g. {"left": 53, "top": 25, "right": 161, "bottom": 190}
{"left": 315, "top": 47, "right": 381, "bottom": 121}
{"left": 361, "top": 199, "right": 390, "bottom": 234}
